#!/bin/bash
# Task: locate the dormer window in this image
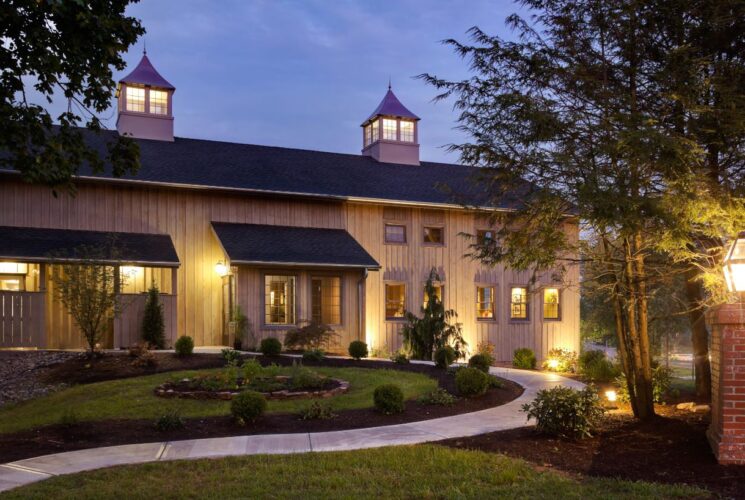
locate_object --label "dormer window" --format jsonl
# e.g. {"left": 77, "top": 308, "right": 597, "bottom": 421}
{"left": 150, "top": 89, "right": 168, "bottom": 115}
{"left": 126, "top": 86, "right": 145, "bottom": 112}
{"left": 400, "top": 120, "right": 414, "bottom": 142}
{"left": 371, "top": 119, "right": 379, "bottom": 143}
{"left": 383, "top": 118, "right": 397, "bottom": 140}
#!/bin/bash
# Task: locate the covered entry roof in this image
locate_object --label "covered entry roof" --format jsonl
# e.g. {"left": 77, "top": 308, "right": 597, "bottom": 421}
{"left": 211, "top": 222, "right": 380, "bottom": 269}
{"left": 0, "top": 226, "right": 180, "bottom": 267}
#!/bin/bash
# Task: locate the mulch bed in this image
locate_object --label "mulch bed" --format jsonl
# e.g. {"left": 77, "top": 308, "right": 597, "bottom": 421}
{"left": 0, "top": 354, "right": 522, "bottom": 464}
{"left": 439, "top": 404, "right": 745, "bottom": 498}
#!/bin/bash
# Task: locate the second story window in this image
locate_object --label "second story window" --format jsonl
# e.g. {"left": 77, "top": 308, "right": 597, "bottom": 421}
{"left": 400, "top": 120, "right": 414, "bottom": 142}
{"left": 386, "top": 283, "right": 406, "bottom": 319}
{"left": 385, "top": 224, "right": 406, "bottom": 244}
{"left": 383, "top": 118, "right": 397, "bottom": 140}
{"left": 543, "top": 288, "right": 560, "bottom": 320}
{"left": 423, "top": 284, "right": 442, "bottom": 309}
{"left": 126, "top": 86, "right": 145, "bottom": 112}
{"left": 510, "top": 286, "right": 529, "bottom": 320}
{"left": 423, "top": 226, "right": 443, "bottom": 245}
{"left": 150, "top": 89, "right": 168, "bottom": 115}
{"left": 476, "top": 286, "right": 495, "bottom": 319}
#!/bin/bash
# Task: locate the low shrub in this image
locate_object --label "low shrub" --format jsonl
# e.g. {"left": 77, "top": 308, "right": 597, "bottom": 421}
{"left": 455, "top": 367, "right": 489, "bottom": 396}
{"left": 542, "top": 348, "right": 577, "bottom": 373}
{"left": 370, "top": 344, "right": 391, "bottom": 359}
{"left": 131, "top": 348, "right": 157, "bottom": 368}
{"left": 512, "top": 348, "right": 536, "bottom": 369}
{"left": 579, "top": 350, "right": 619, "bottom": 383}
{"left": 299, "top": 401, "right": 337, "bottom": 420}
{"left": 417, "top": 387, "right": 457, "bottom": 406}
{"left": 434, "top": 345, "right": 456, "bottom": 368}
{"left": 284, "top": 321, "right": 337, "bottom": 350}
{"left": 302, "top": 348, "right": 326, "bottom": 362}
{"left": 175, "top": 336, "right": 194, "bottom": 356}
{"left": 488, "top": 374, "right": 504, "bottom": 389}
{"left": 521, "top": 385, "right": 604, "bottom": 439}
{"left": 348, "top": 340, "right": 368, "bottom": 360}
{"left": 154, "top": 410, "right": 185, "bottom": 432}
{"left": 468, "top": 353, "right": 493, "bottom": 373}
{"left": 476, "top": 341, "right": 496, "bottom": 359}
{"left": 231, "top": 390, "right": 267, "bottom": 424}
{"left": 222, "top": 348, "right": 241, "bottom": 366}
{"left": 260, "top": 337, "right": 282, "bottom": 357}
{"left": 616, "top": 365, "right": 674, "bottom": 404}
{"left": 242, "top": 358, "right": 262, "bottom": 381}
{"left": 289, "top": 361, "right": 325, "bottom": 390}
{"left": 128, "top": 342, "right": 150, "bottom": 357}
{"left": 373, "top": 384, "right": 404, "bottom": 414}
{"left": 391, "top": 351, "right": 409, "bottom": 364}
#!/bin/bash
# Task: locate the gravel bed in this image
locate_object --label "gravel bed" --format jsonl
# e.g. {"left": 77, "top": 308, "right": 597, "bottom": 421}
{"left": 0, "top": 351, "right": 80, "bottom": 406}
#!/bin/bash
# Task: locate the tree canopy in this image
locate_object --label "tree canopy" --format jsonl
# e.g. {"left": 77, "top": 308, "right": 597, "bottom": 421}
{"left": 423, "top": 0, "right": 745, "bottom": 419}
{"left": 1, "top": 0, "right": 144, "bottom": 191}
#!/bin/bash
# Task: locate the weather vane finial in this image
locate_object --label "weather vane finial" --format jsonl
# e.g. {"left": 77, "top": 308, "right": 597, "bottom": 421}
{"left": 143, "top": 40, "right": 147, "bottom": 56}
{"left": 388, "top": 77, "right": 391, "bottom": 90}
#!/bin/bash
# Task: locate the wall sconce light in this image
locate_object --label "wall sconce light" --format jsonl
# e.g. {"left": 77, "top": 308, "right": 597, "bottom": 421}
{"left": 120, "top": 266, "right": 142, "bottom": 278}
{"left": 723, "top": 232, "right": 745, "bottom": 294}
{"left": 215, "top": 260, "right": 229, "bottom": 277}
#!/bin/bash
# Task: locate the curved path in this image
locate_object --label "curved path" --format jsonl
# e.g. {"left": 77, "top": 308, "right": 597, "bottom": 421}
{"left": 0, "top": 364, "right": 583, "bottom": 492}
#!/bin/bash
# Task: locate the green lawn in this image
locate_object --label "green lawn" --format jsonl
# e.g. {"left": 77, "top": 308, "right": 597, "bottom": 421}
{"left": 0, "top": 445, "right": 706, "bottom": 499}
{"left": 0, "top": 367, "right": 436, "bottom": 434}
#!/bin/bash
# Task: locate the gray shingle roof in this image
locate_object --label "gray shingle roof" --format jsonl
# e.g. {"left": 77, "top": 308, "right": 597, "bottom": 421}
{"left": 66, "top": 129, "right": 520, "bottom": 209}
{"left": 0, "top": 226, "right": 180, "bottom": 267}
{"left": 211, "top": 222, "right": 379, "bottom": 269}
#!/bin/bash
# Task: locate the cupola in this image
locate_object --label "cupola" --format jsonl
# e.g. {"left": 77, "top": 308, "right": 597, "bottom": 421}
{"left": 116, "top": 51, "right": 175, "bottom": 141}
{"left": 361, "top": 84, "right": 420, "bottom": 165}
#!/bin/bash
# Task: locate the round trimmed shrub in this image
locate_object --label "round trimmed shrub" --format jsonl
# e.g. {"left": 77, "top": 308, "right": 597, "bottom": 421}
{"left": 231, "top": 390, "right": 267, "bottom": 424}
{"left": 521, "top": 386, "right": 604, "bottom": 439}
{"left": 455, "top": 367, "right": 489, "bottom": 396}
{"left": 434, "top": 345, "right": 456, "bottom": 369}
{"left": 348, "top": 340, "right": 368, "bottom": 360}
{"left": 373, "top": 384, "right": 404, "bottom": 414}
{"left": 174, "top": 336, "right": 194, "bottom": 356}
{"left": 513, "top": 348, "right": 537, "bottom": 370}
{"left": 260, "top": 337, "right": 282, "bottom": 356}
{"left": 468, "top": 353, "right": 492, "bottom": 373}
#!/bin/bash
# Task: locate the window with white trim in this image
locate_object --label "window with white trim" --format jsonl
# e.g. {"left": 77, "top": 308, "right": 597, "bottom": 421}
{"left": 265, "top": 275, "right": 296, "bottom": 325}
{"left": 126, "top": 86, "right": 145, "bottom": 112}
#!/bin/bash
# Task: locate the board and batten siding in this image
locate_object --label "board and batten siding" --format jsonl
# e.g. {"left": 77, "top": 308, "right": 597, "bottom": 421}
{"left": 0, "top": 179, "right": 579, "bottom": 359}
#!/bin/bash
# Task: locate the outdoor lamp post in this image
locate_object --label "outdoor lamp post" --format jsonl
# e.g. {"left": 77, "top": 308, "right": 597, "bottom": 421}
{"left": 723, "top": 232, "right": 745, "bottom": 295}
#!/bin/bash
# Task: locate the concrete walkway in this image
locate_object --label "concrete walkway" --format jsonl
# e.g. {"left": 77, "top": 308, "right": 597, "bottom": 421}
{"left": 0, "top": 365, "right": 583, "bottom": 492}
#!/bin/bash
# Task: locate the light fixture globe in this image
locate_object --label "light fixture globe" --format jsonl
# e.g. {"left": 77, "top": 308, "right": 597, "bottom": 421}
{"left": 214, "top": 260, "right": 229, "bottom": 277}
{"left": 723, "top": 232, "right": 745, "bottom": 294}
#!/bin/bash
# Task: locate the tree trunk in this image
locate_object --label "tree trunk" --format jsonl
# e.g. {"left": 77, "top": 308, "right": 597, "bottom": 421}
{"left": 685, "top": 267, "right": 711, "bottom": 399}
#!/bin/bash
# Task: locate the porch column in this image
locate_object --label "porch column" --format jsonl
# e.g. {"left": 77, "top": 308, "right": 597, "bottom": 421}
{"left": 707, "top": 302, "right": 745, "bottom": 464}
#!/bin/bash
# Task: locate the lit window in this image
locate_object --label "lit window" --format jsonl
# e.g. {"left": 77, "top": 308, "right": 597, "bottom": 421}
{"left": 312, "top": 277, "right": 341, "bottom": 324}
{"left": 476, "top": 286, "right": 495, "bottom": 319}
{"left": 400, "top": 120, "right": 414, "bottom": 142}
{"left": 0, "top": 263, "right": 27, "bottom": 274}
{"left": 383, "top": 118, "right": 397, "bottom": 140}
{"left": 265, "top": 275, "right": 295, "bottom": 325}
{"left": 150, "top": 89, "right": 168, "bottom": 115}
{"left": 126, "top": 86, "right": 145, "bottom": 112}
{"left": 543, "top": 288, "right": 560, "bottom": 320}
{"left": 385, "top": 283, "right": 406, "bottom": 319}
{"left": 0, "top": 277, "right": 23, "bottom": 291}
{"left": 423, "top": 284, "right": 442, "bottom": 309}
{"left": 364, "top": 124, "right": 372, "bottom": 146}
{"left": 385, "top": 224, "right": 406, "bottom": 244}
{"left": 423, "top": 226, "right": 443, "bottom": 245}
{"left": 371, "top": 119, "right": 379, "bottom": 142}
{"left": 477, "top": 229, "right": 494, "bottom": 244}
{"left": 510, "top": 287, "right": 528, "bottom": 320}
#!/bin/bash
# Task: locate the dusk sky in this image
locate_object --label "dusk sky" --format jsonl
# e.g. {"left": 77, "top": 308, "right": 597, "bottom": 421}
{"left": 76, "top": 1, "right": 526, "bottom": 164}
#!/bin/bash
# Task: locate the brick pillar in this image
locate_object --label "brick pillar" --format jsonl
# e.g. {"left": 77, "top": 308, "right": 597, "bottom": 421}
{"left": 707, "top": 302, "right": 745, "bottom": 464}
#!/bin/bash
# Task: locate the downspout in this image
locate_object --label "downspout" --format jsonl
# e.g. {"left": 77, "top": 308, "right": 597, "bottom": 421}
{"left": 358, "top": 269, "right": 368, "bottom": 342}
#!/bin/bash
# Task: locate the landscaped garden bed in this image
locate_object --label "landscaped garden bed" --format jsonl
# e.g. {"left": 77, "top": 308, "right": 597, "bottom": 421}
{"left": 0, "top": 352, "right": 521, "bottom": 463}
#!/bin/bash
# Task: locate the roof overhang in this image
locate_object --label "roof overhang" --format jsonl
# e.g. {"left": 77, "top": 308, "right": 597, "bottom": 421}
{"left": 211, "top": 222, "right": 380, "bottom": 270}
{"left": 0, "top": 226, "right": 180, "bottom": 267}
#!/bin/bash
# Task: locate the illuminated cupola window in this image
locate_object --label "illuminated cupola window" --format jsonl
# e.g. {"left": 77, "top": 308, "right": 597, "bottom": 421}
{"left": 361, "top": 84, "right": 420, "bottom": 165}
{"left": 116, "top": 50, "right": 176, "bottom": 141}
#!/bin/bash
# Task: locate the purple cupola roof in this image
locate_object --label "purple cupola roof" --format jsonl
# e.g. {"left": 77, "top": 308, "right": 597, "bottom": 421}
{"left": 119, "top": 54, "right": 175, "bottom": 90}
{"left": 364, "top": 86, "right": 419, "bottom": 123}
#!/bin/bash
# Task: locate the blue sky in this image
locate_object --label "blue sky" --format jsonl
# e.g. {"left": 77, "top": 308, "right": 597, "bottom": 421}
{"left": 96, "top": 1, "right": 523, "bottom": 163}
